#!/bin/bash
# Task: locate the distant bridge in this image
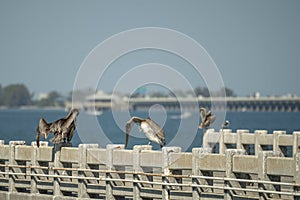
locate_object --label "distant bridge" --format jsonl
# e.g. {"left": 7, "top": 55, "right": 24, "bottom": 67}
{"left": 129, "top": 96, "right": 300, "bottom": 112}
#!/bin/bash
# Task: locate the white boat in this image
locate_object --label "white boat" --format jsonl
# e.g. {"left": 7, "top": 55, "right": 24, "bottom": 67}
{"left": 85, "top": 109, "right": 103, "bottom": 116}
{"left": 170, "top": 111, "right": 192, "bottom": 119}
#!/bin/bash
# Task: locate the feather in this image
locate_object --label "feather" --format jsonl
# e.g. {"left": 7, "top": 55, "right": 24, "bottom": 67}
{"left": 125, "top": 117, "right": 144, "bottom": 148}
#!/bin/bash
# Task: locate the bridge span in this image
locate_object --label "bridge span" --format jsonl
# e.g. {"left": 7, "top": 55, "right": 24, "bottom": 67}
{"left": 129, "top": 96, "right": 300, "bottom": 112}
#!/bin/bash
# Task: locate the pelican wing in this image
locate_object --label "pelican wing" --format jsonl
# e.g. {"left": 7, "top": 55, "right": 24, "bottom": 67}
{"left": 125, "top": 117, "right": 144, "bottom": 148}
{"left": 66, "top": 122, "right": 76, "bottom": 142}
{"left": 199, "top": 107, "right": 207, "bottom": 121}
{"left": 199, "top": 109, "right": 216, "bottom": 129}
{"left": 208, "top": 114, "right": 216, "bottom": 125}
{"left": 145, "top": 117, "right": 165, "bottom": 144}
{"left": 36, "top": 118, "right": 51, "bottom": 147}
{"left": 62, "top": 110, "right": 78, "bottom": 130}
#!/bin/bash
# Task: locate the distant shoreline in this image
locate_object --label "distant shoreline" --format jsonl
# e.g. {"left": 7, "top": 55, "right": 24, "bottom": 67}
{"left": 0, "top": 106, "right": 66, "bottom": 111}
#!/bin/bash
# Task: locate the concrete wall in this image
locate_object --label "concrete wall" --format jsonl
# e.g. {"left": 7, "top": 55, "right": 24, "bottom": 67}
{"left": 0, "top": 129, "right": 300, "bottom": 199}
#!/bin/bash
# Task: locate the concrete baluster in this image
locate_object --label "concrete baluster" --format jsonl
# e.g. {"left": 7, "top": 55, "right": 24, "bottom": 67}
{"left": 192, "top": 148, "right": 201, "bottom": 199}
{"left": 220, "top": 129, "right": 232, "bottom": 154}
{"left": 257, "top": 151, "right": 281, "bottom": 199}
{"left": 273, "top": 130, "right": 286, "bottom": 156}
{"left": 293, "top": 131, "right": 300, "bottom": 156}
{"left": 254, "top": 130, "right": 268, "bottom": 156}
{"left": 105, "top": 144, "right": 124, "bottom": 200}
{"left": 8, "top": 141, "right": 25, "bottom": 193}
{"left": 237, "top": 130, "right": 250, "bottom": 154}
{"left": 31, "top": 142, "right": 38, "bottom": 195}
{"left": 293, "top": 132, "right": 300, "bottom": 195}
{"left": 294, "top": 153, "right": 300, "bottom": 185}
{"left": 224, "top": 149, "right": 246, "bottom": 200}
{"left": 78, "top": 144, "right": 99, "bottom": 199}
{"left": 53, "top": 143, "right": 72, "bottom": 196}
{"left": 162, "top": 146, "right": 181, "bottom": 200}
{"left": 133, "top": 145, "right": 152, "bottom": 200}
{"left": 202, "top": 128, "right": 215, "bottom": 150}
{"left": 219, "top": 129, "right": 226, "bottom": 154}
{"left": 30, "top": 141, "right": 49, "bottom": 197}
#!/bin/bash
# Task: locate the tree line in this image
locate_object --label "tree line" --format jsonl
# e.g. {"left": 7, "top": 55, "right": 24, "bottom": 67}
{"left": 0, "top": 84, "right": 64, "bottom": 108}
{"left": 131, "top": 86, "right": 236, "bottom": 98}
{"left": 0, "top": 83, "right": 237, "bottom": 108}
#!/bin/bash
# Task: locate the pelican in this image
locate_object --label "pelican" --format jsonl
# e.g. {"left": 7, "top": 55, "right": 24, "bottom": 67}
{"left": 125, "top": 116, "right": 166, "bottom": 148}
{"left": 36, "top": 108, "right": 79, "bottom": 147}
{"left": 198, "top": 107, "right": 216, "bottom": 129}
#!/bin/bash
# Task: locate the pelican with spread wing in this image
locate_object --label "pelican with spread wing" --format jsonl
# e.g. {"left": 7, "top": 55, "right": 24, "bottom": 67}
{"left": 198, "top": 107, "right": 216, "bottom": 129}
{"left": 125, "top": 116, "right": 166, "bottom": 148}
{"left": 36, "top": 108, "right": 79, "bottom": 147}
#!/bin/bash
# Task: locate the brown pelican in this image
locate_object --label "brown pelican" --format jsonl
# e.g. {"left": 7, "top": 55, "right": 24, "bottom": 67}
{"left": 36, "top": 108, "right": 79, "bottom": 147}
{"left": 125, "top": 116, "right": 166, "bottom": 148}
{"left": 198, "top": 107, "right": 216, "bottom": 129}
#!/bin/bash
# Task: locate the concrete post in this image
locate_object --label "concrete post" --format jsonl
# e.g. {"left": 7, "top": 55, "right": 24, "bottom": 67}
{"left": 202, "top": 129, "right": 215, "bottom": 150}
{"left": 31, "top": 143, "right": 38, "bottom": 194}
{"left": 224, "top": 149, "right": 246, "bottom": 200}
{"left": 30, "top": 141, "right": 48, "bottom": 195}
{"left": 8, "top": 141, "right": 25, "bottom": 193}
{"left": 192, "top": 148, "right": 201, "bottom": 199}
{"left": 255, "top": 130, "right": 268, "bottom": 156}
{"left": 219, "top": 129, "right": 225, "bottom": 154}
{"left": 273, "top": 130, "right": 286, "bottom": 156}
{"left": 133, "top": 145, "right": 152, "bottom": 200}
{"left": 295, "top": 153, "right": 300, "bottom": 185}
{"left": 236, "top": 130, "right": 249, "bottom": 154}
{"left": 53, "top": 143, "right": 72, "bottom": 196}
{"left": 162, "top": 146, "right": 181, "bottom": 200}
{"left": 293, "top": 131, "right": 300, "bottom": 157}
{"left": 106, "top": 144, "right": 124, "bottom": 200}
{"left": 257, "top": 151, "right": 281, "bottom": 199}
{"left": 78, "top": 144, "right": 99, "bottom": 199}
{"left": 220, "top": 129, "right": 232, "bottom": 154}
{"left": 197, "top": 147, "right": 213, "bottom": 194}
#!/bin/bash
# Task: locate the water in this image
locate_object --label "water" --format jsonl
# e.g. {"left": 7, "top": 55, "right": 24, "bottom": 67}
{"left": 0, "top": 109, "right": 299, "bottom": 152}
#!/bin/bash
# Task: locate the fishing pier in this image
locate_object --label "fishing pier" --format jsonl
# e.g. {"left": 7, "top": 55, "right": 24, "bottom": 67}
{"left": 0, "top": 129, "right": 300, "bottom": 199}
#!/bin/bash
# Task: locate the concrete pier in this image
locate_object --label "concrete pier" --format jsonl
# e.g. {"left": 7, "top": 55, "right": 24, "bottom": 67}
{"left": 0, "top": 129, "right": 300, "bottom": 199}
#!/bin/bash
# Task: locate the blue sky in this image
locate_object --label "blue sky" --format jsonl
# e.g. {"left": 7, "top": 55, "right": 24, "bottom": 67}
{"left": 0, "top": 0, "right": 299, "bottom": 97}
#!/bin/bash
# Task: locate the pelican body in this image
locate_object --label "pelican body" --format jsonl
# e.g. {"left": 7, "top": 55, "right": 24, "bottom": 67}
{"left": 36, "top": 108, "right": 79, "bottom": 147}
{"left": 199, "top": 107, "right": 216, "bottom": 129}
{"left": 125, "top": 116, "right": 166, "bottom": 148}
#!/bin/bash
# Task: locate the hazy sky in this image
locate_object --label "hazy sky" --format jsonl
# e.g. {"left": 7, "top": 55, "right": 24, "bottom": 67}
{"left": 0, "top": 0, "right": 299, "bottom": 97}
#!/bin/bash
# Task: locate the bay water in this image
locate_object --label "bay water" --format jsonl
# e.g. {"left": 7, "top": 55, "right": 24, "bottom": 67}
{"left": 0, "top": 109, "right": 299, "bottom": 152}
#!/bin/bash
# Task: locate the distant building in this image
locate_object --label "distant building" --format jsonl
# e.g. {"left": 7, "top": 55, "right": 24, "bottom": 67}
{"left": 38, "top": 93, "right": 49, "bottom": 100}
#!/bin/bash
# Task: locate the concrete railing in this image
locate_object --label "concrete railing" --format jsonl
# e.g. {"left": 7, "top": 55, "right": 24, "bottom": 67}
{"left": 0, "top": 129, "right": 299, "bottom": 199}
